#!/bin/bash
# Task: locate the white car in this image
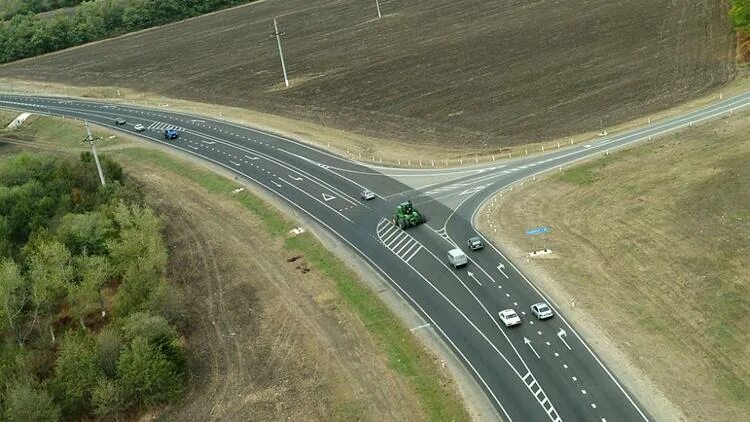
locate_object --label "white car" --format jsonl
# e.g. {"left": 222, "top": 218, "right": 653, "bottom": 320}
{"left": 530, "top": 302, "right": 554, "bottom": 320}
{"left": 498, "top": 309, "right": 522, "bottom": 327}
{"left": 360, "top": 189, "right": 376, "bottom": 200}
{"left": 133, "top": 124, "right": 146, "bottom": 132}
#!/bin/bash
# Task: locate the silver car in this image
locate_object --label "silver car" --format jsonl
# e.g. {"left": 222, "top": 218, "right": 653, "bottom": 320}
{"left": 360, "top": 189, "right": 376, "bottom": 200}
{"left": 530, "top": 302, "right": 554, "bottom": 320}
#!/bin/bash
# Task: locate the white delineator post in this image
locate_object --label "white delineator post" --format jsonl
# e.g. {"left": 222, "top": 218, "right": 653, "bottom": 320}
{"left": 272, "top": 18, "right": 289, "bottom": 88}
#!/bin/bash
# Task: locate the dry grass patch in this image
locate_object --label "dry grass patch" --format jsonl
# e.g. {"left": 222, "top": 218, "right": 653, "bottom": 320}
{"left": 478, "top": 111, "right": 750, "bottom": 421}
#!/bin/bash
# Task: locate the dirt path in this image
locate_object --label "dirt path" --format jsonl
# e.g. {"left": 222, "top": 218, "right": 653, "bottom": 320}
{"left": 125, "top": 160, "right": 426, "bottom": 421}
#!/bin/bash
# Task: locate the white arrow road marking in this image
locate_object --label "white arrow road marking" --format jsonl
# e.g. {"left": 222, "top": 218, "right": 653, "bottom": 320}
{"left": 229, "top": 161, "right": 241, "bottom": 167}
{"left": 557, "top": 328, "right": 572, "bottom": 350}
{"left": 322, "top": 193, "right": 336, "bottom": 202}
{"left": 272, "top": 181, "right": 282, "bottom": 188}
{"left": 244, "top": 155, "right": 259, "bottom": 160}
{"left": 467, "top": 271, "right": 482, "bottom": 286}
{"left": 497, "top": 263, "right": 509, "bottom": 279}
{"left": 289, "top": 175, "right": 303, "bottom": 181}
{"left": 524, "top": 337, "right": 541, "bottom": 359}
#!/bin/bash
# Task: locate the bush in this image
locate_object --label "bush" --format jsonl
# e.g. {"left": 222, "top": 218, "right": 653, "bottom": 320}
{"left": 117, "top": 336, "right": 184, "bottom": 408}
{"left": 3, "top": 381, "right": 61, "bottom": 422}
{"left": 49, "top": 332, "right": 101, "bottom": 417}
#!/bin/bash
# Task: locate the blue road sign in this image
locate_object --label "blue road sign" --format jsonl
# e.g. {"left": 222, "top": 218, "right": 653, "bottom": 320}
{"left": 526, "top": 226, "right": 550, "bottom": 236}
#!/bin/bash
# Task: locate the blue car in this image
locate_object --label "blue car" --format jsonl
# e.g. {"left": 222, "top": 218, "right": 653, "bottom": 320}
{"left": 164, "top": 128, "right": 179, "bottom": 140}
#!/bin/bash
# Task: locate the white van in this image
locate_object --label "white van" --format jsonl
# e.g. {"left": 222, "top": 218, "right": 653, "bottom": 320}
{"left": 447, "top": 248, "right": 468, "bottom": 268}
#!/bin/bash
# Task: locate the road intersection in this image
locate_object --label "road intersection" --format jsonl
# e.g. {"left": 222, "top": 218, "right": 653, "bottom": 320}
{"left": 3, "top": 91, "right": 749, "bottom": 421}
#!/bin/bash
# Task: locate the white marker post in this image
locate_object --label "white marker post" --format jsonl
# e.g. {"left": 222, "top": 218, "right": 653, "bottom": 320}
{"left": 271, "top": 18, "right": 289, "bottom": 87}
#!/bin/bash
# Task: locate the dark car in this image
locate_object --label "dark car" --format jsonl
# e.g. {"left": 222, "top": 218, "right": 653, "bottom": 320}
{"left": 467, "top": 236, "right": 484, "bottom": 251}
{"left": 114, "top": 118, "right": 127, "bottom": 125}
{"left": 164, "top": 128, "right": 179, "bottom": 140}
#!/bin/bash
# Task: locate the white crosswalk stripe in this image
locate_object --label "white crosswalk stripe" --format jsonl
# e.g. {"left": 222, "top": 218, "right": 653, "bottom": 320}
{"left": 147, "top": 121, "right": 185, "bottom": 131}
{"left": 376, "top": 218, "right": 423, "bottom": 263}
{"left": 521, "top": 371, "right": 562, "bottom": 422}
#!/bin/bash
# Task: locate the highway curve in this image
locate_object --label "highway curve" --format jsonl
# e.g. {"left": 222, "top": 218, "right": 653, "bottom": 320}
{"left": 2, "top": 91, "right": 749, "bottom": 421}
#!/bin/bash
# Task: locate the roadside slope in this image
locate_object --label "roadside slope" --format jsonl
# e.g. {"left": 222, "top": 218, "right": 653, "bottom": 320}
{"left": 478, "top": 110, "right": 750, "bottom": 420}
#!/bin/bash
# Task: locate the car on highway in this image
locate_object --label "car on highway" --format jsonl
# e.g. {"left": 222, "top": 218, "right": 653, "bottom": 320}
{"left": 498, "top": 309, "right": 521, "bottom": 327}
{"left": 360, "top": 189, "right": 376, "bottom": 200}
{"left": 164, "top": 128, "right": 179, "bottom": 140}
{"left": 134, "top": 124, "right": 146, "bottom": 132}
{"left": 467, "top": 236, "right": 484, "bottom": 250}
{"left": 530, "top": 302, "right": 554, "bottom": 320}
{"left": 114, "top": 118, "right": 126, "bottom": 125}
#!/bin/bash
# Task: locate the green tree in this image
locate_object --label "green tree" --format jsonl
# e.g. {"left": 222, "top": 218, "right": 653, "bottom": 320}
{"left": 69, "top": 254, "right": 111, "bottom": 328}
{"left": 731, "top": 1, "right": 750, "bottom": 32}
{"left": 0, "top": 259, "right": 29, "bottom": 345}
{"left": 57, "top": 211, "right": 114, "bottom": 256}
{"left": 25, "top": 239, "right": 74, "bottom": 343}
{"left": 121, "top": 311, "right": 177, "bottom": 344}
{"left": 117, "top": 336, "right": 184, "bottom": 408}
{"left": 108, "top": 203, "right": 167, "bottom": 316}
{"left": 0, "top": 343, "right": 28, "bottom": 399}
{"left": 49, "top": 332, "right": 100, "bottom": 417}
{"left": 91, "top": 378, "right": 125, "bottom": 420}
{"left": 96, "top": 327, "right": 122, "bottom": 378}
{"left": 4, "top": 381, "right": 61, "bottom": 422}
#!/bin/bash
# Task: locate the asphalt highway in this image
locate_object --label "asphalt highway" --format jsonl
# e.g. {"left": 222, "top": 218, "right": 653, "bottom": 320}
{"left": 3, "top": 91, "right": 750, "bottom": 421}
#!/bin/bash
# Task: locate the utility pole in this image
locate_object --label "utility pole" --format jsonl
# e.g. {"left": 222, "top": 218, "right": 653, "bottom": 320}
{"left": 375, "top": 0, "right": 382, "bottom": 18}
{"left": 271, "top": 18, "right": 289, "bottom": 88}
{"left": 82, "top": 121, "right": 106, "bottom": 186}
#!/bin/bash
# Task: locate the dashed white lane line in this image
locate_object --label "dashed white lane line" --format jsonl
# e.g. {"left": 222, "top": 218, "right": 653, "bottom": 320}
{"left": 591, "top": 403, "right": 597, "bottom": 409}
{"left": 581, "top": 389, "right": 587, "bottom": 395}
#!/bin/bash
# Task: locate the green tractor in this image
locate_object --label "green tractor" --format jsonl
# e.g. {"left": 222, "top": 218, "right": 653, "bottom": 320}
{"left": 392, "top": 200, "right": 426, "bottom": 229}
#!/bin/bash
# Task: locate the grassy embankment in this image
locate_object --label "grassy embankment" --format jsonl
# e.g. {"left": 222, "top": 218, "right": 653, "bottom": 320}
{"left": 480, "top": 109, "right": 750, "bottom": 420}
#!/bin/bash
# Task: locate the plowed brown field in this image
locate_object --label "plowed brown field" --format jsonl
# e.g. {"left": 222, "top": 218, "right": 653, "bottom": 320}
{"left": 0, "top": 0, "right": 736, "bottom": 148}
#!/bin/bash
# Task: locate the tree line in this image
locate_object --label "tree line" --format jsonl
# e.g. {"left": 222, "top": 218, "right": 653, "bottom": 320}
{"left": 0, "top": 152, "right": 187, "bottom": 420}
{"left": 731, "top": 0, "right": 750, "bottom": 33}
{"left": 0, "top": 0, "right": 254, "bottom": 64}
{"left": 0, "top": 0, "right": 84, "bottom": 21}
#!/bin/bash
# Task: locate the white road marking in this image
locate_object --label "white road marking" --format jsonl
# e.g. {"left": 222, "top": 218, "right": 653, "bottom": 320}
{"left": 467, "top": 271, "right": 482, "bottom": 286}
{"left": 497, "top": 263, "right": 509, "bottom": 278}
{"left": 410, "top": 323, "right": 431, "bottom": 331}
{"left": 557, "top": 328, "right": 572, "bottom": 350}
